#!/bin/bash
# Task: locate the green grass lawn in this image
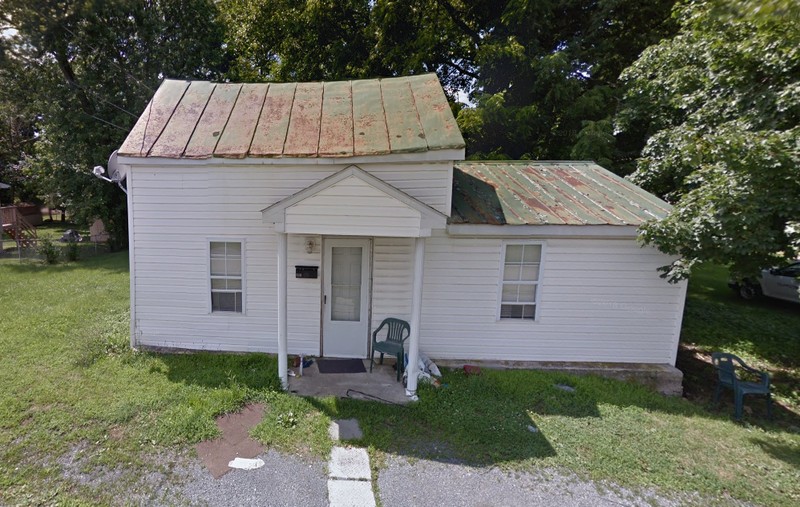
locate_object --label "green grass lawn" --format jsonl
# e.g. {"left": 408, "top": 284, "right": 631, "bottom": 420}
{"left": 1, "top": 254, "right": 798, "bottom": 506}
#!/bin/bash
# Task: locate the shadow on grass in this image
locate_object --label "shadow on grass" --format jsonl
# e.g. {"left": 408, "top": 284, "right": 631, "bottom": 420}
{"left": 305, "top": 363, "right": 800, "bottom": 469}
{"left": 156, "top": 352, "right": 281, "bottom": 392}
{"left": 308, "top": 399, "right": 558, "bottom": 465}
{"left": 684, "top": 265, "right": 800, "bottom": 368}
{"left": 151, "top": 348, "right": 795, "bottom": 472}
{"left": 749, "top": 438, "right": 800, "bottom": 469}
{"left": 302, "top": 369, "right": 618, "bottom": 466}
{"left": 677, "top": 346, "right": 799, "bottom": 426}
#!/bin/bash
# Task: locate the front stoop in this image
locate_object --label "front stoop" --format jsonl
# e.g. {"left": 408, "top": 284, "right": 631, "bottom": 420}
{"left": 435, "top": 360, "right": 684, "bottom": 396}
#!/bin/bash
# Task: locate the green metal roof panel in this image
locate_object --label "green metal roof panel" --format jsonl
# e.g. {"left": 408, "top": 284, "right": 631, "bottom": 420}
{"left": 118, "top": 79, "right": 189, "bottom": 157}
{"left": 352, "top": 79, "right": 391, "bottom": 156}
{"left": 118, "top": 74, "right": 464, "bottom": 159}
{"left": 451, "top": 161, "right": 671, "bottom": 226}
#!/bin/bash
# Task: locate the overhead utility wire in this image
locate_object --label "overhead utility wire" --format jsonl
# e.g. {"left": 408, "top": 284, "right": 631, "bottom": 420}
{"left": 59, "top": 23, "right": 155, "bottom": 94}
{"left": 79, "top": 110, "right": 130, "bottom": 133}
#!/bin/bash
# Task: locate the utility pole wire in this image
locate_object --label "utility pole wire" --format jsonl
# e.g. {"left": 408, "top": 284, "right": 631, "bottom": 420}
{"left": 59, "top": 23, "right": 155, "bottom": 94}
{"left": 79, "top": 111, "right": 130, "bottom": 133}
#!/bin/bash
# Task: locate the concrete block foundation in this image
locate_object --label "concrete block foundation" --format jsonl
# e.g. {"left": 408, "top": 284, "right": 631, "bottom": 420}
{"left": 435, "top": 360, "right": 684, "bottom": 396}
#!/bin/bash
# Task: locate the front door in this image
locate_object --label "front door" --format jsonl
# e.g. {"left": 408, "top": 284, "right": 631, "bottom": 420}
{"left": 323, "top": 238, "right": 370, "bottom": 358}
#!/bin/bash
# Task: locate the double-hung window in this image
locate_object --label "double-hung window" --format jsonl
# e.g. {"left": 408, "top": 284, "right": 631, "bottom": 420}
{"left": 499, "top": 243, "right": 542, "bottom": 320}
{"left": 210, "top": 241, "right": 243, "bottom": 313}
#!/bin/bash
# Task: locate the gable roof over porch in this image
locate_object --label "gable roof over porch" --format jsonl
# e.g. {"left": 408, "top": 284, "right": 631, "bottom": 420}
{"left": 262, "top": 165, "right": 447, "bottom": 237}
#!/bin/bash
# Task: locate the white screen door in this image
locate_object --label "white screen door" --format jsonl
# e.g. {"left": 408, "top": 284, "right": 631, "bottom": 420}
{"left": 323, "top": 238, "right": 370, "bottom": 358}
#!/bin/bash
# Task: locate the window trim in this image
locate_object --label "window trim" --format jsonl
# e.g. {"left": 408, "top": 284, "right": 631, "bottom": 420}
{"left": 496, "top": 240, "right": 545, "bottom": 322}
{"left": 207, "top": 238, "right": 247, "bottom": 315}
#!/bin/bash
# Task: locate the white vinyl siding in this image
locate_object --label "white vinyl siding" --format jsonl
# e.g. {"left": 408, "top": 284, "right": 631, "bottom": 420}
{"left": 499, "top": 243, "right": 542, "bottom": 320}
{"left": 419, "top": 231, "right": 687, "bottom": 365}
{"left": 127, "top": 160, "right": 686, "bottom": 366}
{"left": 209, "top": 241, "right": 243, "bottom": 313}
{"left": 371, "top": 237, "right": 414, "bottom": 330}
{"left": 284, "top": 176, "right": 424, "bottom": 237}
{"left": 128, "top": 161, "right": 448, "bottom": 353}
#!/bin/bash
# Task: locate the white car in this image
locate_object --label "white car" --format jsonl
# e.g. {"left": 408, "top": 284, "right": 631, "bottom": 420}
{"left": 729, "top": 261, "right": 800, "bottom": 303}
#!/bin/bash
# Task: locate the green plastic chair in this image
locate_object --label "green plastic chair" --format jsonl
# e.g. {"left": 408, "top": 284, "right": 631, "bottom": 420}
{"left": 370, "top": 318, "right": 410, "bottom": 381}
{"left": 712, "top": 352, "right": 772, "bottom": 420}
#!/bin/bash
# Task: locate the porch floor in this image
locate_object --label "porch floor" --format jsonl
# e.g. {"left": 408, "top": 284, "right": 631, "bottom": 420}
{"left": 288, "top": 359, "right": 410, "bottom": 404}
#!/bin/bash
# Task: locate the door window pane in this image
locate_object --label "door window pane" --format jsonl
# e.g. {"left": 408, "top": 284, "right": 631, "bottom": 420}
{"left": 331, "top": 246, "right": 362, "bottom": 321}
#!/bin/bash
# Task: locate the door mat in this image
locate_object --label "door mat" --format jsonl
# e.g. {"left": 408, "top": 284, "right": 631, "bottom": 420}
{"left": 317, "top": 358, "right": 367, "bottom": 374}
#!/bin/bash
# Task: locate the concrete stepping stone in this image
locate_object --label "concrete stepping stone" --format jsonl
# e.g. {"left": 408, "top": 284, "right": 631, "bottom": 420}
{"left": 328, "top": 479, "right": 376, "bottom": 507}
{"left": 328, "top": 446, "right": 371, "bottom": 480}
{"left": 329, "top": 419, "right": 363, "bottom": 441}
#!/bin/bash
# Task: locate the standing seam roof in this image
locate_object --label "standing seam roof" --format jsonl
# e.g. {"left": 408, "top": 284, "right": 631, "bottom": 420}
{"left": 118, "top": 74, "right": 464, "bottom": 159}
{"left": 450, "top": 161, "right": 671, "bottom": 226}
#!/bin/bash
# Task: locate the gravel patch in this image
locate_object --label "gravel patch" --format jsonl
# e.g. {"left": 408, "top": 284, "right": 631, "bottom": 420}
{"left": 54, "top": 442, "right": 328, "bottom": 506}
{"left": 164, "top": 449, "right": 328, "bottom": 507}
{"left": 377, "top": 455, "right": 697, "bottom": 507}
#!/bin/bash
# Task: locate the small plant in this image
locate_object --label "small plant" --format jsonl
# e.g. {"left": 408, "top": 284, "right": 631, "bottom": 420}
{"left": 38, "top": 238, "right": 60, "bottom": 264}
{"left": 276, "top": 411, "right": 298, "bottom": 428}
{"left": 66, "top": 240, "right": 80, "bottom": 262}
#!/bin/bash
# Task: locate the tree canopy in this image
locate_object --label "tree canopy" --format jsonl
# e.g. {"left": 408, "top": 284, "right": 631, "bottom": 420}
{"left": 0, "top": 0, "right": 228, "bottom": 247}
{"left": 617, "top": 0, "right": 800, "bottom": 280}
{"left": 1, "top": 0, "right": 796, "bottom": 279}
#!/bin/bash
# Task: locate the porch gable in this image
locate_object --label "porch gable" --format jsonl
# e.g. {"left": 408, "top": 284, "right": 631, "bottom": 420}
{"left": 262, "top": 165, "right": 447, "bottom": 237}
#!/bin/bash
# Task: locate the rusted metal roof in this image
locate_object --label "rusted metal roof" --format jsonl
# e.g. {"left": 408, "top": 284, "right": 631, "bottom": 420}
{"left": 450, "top": 161, "right": 671, "bottom": 226}
{"left": 119, "top": 74, "right": 464, "bottom": 159}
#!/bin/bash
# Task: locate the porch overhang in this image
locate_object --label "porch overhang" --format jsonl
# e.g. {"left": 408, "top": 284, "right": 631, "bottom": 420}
{"left": 262, "top": 165, "right": 447, "bottom": 237}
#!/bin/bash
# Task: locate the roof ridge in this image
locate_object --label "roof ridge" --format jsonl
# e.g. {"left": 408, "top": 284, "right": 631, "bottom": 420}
{"left": 457, "top": 160, "right": 595, "bottom": 166}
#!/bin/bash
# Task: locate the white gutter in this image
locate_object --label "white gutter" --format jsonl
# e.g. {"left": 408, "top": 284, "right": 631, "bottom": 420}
{"left": 446, "top": 224, "right": 640, "bottom": 238}
{"left": 116, "top": 149, "right": 465, "bottom": 167}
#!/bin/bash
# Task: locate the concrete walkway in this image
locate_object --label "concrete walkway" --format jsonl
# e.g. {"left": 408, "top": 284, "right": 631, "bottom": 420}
{"left": 327, "top": 419, "right": 376, "bottom": 507}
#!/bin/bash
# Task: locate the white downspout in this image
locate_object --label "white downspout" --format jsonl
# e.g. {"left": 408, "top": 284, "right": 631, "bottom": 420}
{"left": 277, "top": 232, "right": 289, "bottom": 389}
{"left": 406, "top": 236, "right": 426, "bottom": 399}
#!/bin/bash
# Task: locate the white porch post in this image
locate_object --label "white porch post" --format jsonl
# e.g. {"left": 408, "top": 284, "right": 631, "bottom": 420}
{"left": 406, "top": 236, "right": 426, "bottom": 398}
{"left": 277, "top": 232, "right": 289, "bottom": 390}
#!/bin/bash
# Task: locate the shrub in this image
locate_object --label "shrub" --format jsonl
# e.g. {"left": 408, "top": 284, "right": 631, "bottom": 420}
{"left": 38, "top": 238, "right": 60, "bottom": 264}
{"left": 66, "top": 240, "right": 79, "bottom": 262}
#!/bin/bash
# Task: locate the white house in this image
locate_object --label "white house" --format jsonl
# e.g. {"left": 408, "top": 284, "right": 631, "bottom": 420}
{"left": 112, "top": 74, "right": 687, "bottom": 396}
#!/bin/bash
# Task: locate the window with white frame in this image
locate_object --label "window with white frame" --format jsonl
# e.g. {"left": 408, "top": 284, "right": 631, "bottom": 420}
{"left": 210, "top": 241, "right": 243, "bottom": 313}
{"left": 500, "top": 243, "right": 542, "bottom": 320}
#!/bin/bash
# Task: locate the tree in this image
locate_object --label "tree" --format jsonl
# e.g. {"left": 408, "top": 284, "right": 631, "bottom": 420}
{"left": 219, "top": 0, "right": 376, "bottom": 82}
{"left": 218, "top": 0, "right": 678, "bottom": 167}
{"left": 217, "top": 0, "right": 481, "bottom": 92}
{"left": 457, "top": 0, "right": 677, "bottom": 169}
{"left": 0, "top": 37, "right": 38, "bottom": 204}
{"left": 0, "top": 0, "right": 229, "bottom": 247}
{"left": 616, "top": 0, "right": 800, "bottom": 280}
